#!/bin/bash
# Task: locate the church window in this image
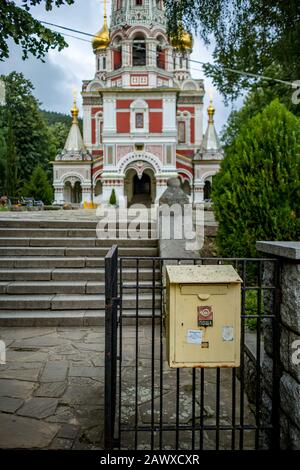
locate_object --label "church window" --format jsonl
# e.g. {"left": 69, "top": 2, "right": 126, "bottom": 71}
{"left": 107, "top": 146, "right": 114, "bottom": 165}
{"left": 180, "top": 57, "right": 183, "bottom": 68}
{"left": 136, "top": 0, "right": 143, "bottom": 5}
{"left": 135, "top": 113, "right": 144, "bottom": 129}
{"left": 103, "top": 57, "right": 106, "bottom": 70}
{"left": 99, "top": 121, "right": 103, "bottom": 144}
{"left": 178, "top": 121, "right": 186, "bottom": 144}
{"left": 173, "top": 56, "right": 176, "bottom": 69}
{"left": 117, "top": 0, "right": 122, "bottom": 9}
{"left": 166, "top": 145, "right": 172, "bottom": 165}
{"left": 186, "top": 58, "right": 189, "bottom": 69}
{"left": 114, "top": 46, "right": 122, "bottom": 70}
{"left": 133, "top": 35, "right": 146, "bottom": 66}
{"left": 157, "top": 46, "right": 165, "bottom": 69}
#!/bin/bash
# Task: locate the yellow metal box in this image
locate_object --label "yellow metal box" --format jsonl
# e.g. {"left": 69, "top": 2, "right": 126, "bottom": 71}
{"left": 166, "top": 265, "right": 242, "bottom": 368}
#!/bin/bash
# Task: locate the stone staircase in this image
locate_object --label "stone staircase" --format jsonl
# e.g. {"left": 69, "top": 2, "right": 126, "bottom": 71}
{"left": 0, "top": 218, "right": 159, "bottom": 326}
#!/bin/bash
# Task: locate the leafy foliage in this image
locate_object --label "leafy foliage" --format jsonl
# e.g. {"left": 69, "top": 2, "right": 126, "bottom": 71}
{"left": 0, "top": 72, "right": 55, "bottom": 184}
{"left": 23, "top": 165, "right": 53, "bottom": 204}
{"left": 0, "top": 0, "right": 75, "bottom": 61}
{"left": 5, "top": 113, "right": 19, "bottom": 198}
{"left": 164, "top": 0, "right": 300, "bottom": 100}
{"left": 212, "top": 100, "right": 300, "bottom": 257}
{"left": 0, "top": 72, "right": 75, "bottom": 197}
{"left": 0, "top": 128, "right": 6, "bottom": 194}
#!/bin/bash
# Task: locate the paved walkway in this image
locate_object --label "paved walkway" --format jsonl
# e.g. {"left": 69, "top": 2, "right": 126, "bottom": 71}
{"left": 0, "top": 326, "right": 255, "bottom": 450}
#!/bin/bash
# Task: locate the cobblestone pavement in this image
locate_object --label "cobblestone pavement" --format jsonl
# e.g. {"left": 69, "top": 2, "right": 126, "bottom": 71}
{"left": 0, "top": 326, "right": 255, "bottom": 450}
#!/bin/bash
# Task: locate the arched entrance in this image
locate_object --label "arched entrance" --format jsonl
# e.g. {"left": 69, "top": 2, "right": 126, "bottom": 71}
{"left": 133, "top": 173, "right": 151, "bottom": 197}
{"left": 125, "top": 167, "right": 156, "bottom": 207}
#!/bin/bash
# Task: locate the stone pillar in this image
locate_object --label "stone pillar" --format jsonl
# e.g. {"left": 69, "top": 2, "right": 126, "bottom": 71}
{"left": 53, "top": 185, "right": 64, "bottom": 205}
{"left": 256, "top": 241, "right": 300, "bottom": 449}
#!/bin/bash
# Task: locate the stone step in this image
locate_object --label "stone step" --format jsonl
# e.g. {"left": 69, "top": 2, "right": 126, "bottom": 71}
{"left": 0, "top": 256, "right": 160, "bottom": 269}
{"left": 0, "top": 246, "right": 158, "bottom": 257}
{"left": 2, "top": 280, "right": 161, "bottom": 295}
{"left": 0, "top": 309, "right": 161, "bottom": 326}
{"left": 0, "top": 235, "right": 158, "bottom": 246}
{"left": 0, "top": 294, "right": 160, "bottom": 310}
{"left": 0, "top": 219, "right": 157, "bottom": 230}
{"left": 0, "top": 267, "right": 160, "bottom": 282}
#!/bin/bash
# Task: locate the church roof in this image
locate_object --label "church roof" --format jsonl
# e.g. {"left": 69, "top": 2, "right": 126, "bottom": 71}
{"left": 56, "top": 94, "right": 91, "bottom": 162}
{"left": 202, "top": 99, "right": 221, "bottom": 152}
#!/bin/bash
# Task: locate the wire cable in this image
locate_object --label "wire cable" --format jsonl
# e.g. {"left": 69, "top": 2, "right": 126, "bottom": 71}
{"left": 40, "top": 19, "right": 298, "bottom": 88}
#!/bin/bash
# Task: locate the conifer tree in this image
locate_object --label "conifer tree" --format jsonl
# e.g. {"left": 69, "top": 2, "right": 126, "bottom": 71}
{"left": 212, "top": 100, "right": 300, "bottom": 257}
{"left": 23, "top": 165, "right": 53, "bottom": 205}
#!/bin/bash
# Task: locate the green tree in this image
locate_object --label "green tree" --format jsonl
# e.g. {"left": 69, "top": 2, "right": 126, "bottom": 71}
{"left": 0, "top": 72, "right": 52, "bottom": 185}
{"left": 47, "top": 122, "right": 69, "bottom": 161}
{"left": 164, "top": 0, "right": 300, "bottom": 101}
{"left": 212, "top": 100, "right": 300, "bottom": 257}
{"left": 0, "top": 0, "right": 75, "bottom": 61}
{"left": 0, "top": 128, "right": 6, "bottom": 194}
{"left": 5, "top": 114, "right": 19, "bottom": 198}
{"left": 23, "top": 165, "right": 53, "bottom": 205}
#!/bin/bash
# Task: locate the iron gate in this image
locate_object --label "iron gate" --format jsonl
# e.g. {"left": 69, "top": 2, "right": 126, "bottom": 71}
{"left": 105, "top": 245, "right": 281, "bottom": 450}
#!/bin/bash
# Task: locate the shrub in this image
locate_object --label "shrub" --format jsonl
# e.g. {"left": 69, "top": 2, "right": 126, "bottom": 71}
{"left": 212, "top": 100, "right": 300, "bottom": 257}
{"left": 109, "top": 189, "right": 117, "bottom": 206}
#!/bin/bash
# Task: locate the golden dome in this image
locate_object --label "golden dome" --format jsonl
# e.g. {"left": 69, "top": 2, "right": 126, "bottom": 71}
{"left": 71, "top": 90, "right": 79, "bottom": 124}
{"left": 170, "top": 27, "right": 193, "bottom": 50}
{"left": 207, "top": 99, "right": 215, "bottom": 124}
{"left": 92, "top": 16, "right": 110, "bottom": 51}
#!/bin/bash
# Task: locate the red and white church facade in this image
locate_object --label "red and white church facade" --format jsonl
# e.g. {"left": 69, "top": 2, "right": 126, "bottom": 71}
{"left": 53, "top": 0, "right": 223, "bottom": 207}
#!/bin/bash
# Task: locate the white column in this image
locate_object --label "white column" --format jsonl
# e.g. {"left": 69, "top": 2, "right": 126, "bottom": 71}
{"left": 83, "top": 105, "right": 92, "bottom": 148}
{"left": 163, "top": 95, "right": 177, "bottom": 132}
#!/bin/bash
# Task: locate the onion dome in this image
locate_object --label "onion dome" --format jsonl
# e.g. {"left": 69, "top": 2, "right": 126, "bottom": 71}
{"left": 92, "top": 1, "right": 110, "bottom": 52}
{"left": 170, "top": 27, "right": 193, "bottom": 50}
{"left": 92, "top": 18, "right": 110, "bottom": 51}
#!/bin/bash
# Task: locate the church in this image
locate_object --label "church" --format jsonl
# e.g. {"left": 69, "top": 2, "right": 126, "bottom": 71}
{"left": 52, "top": 0, "right": 223, "bottom": 207}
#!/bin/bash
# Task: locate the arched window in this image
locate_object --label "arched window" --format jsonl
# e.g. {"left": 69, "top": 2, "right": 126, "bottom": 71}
{"left": 133, "top": 34, "right": 146, "bottom": 66}
{"left": 114, "top": 45, "right": 122, "bottom": 70}
{"left": 103, "top": 57, "right": 106, "bottom": 70}
{"left": 204, "top": 180, "right": 212, "bottom": 200}
{"left": 178, "top": 121, "right": 186, "bottom": 144}
{"left": 136, "top": 0, "right": 143, "bottom": 5}
{"left": 130, "top": 99, "right": 149, "bottom": 133}
{"left": 157, "top": 45, "right": 165, "bottom": 69}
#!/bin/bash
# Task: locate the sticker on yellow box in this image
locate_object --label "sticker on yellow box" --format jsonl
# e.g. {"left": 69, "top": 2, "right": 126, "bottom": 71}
{"left": 198, "top": 306, "right": 213, "bottom": 327}
{"left": 222, "top": 326, "right": 234, "bottom": 342}
{"left": 187, "top": 329, "right": 203, "bottom": 345}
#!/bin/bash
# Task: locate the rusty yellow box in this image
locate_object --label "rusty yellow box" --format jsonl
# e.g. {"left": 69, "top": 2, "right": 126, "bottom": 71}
{"left": 166, "top": 265, "right": 242, "bottom": 368}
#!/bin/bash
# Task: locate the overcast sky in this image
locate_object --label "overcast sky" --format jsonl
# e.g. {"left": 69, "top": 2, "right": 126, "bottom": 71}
{"left": 1, "top": 0, "right": 243, "bottom": 133}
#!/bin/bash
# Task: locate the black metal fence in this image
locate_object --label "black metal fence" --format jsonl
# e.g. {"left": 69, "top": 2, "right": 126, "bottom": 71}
{"left": 105, "top": 246, "right": 281, "bottom": 450}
